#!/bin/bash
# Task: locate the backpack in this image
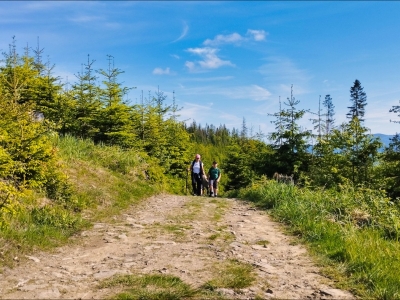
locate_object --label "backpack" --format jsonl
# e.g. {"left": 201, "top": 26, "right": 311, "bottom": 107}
{"left": 191, "top": 159, "right": 204, "bottom": 175}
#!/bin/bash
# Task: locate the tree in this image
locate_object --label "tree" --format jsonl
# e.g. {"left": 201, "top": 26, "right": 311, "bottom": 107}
{"left": 323, "top": 94, "right": 335, "bottom": 135}
{"left": 70, "top": 55, "right": 101, "bottom": 139}
{"left": 309, "top": 95, "right": 325, "bottom": 139}
{"left": 0, "top": 42, "right": 70, "bottom": 205}
{"left": 268, "top": 85, "right": 311, "bottom": 176}
{"left": 347, "top": 79, "right": 367, "bottom": 122}
{"left": 94, "top": 55, "right": 136, "bottom": 147}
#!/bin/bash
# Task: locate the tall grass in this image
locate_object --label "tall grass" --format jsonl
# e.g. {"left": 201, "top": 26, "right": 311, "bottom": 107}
{"left": 235, "top": 179, "right": 400, "bottom": 299}
{"left": 0, "top": 135, "right": 160, "bottom": 268}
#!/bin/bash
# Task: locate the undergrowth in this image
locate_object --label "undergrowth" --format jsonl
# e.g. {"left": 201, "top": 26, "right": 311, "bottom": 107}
{"left": 233, "top": 178, "right": 400, "bottom": 299}
{"left": 0, "top": 135, "right": 162, "bottom": 268}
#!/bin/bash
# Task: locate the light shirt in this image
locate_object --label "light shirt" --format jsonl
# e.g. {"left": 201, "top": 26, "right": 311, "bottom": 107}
{"left": 192, "top": 161, "right": 201, "bottom": 174}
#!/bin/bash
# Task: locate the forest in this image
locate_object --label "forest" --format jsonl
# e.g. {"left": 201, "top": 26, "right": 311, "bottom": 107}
{"left": 1, "top": 38, "right": 400, "bottom": 298}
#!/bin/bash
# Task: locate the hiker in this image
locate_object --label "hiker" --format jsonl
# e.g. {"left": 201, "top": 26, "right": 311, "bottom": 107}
{"left": 208, "top": 161, "right": 221, "bottom": 197}
{"left": 190, "top": 154, "right": 205, "bottom": 196}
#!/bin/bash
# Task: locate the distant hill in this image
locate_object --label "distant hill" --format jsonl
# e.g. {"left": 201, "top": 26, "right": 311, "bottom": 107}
{"left": 373, "top": 133, "right": 394, "bottom": 149}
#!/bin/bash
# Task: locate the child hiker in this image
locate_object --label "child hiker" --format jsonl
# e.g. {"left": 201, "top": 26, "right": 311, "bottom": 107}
{"left": 208, "top": 161, "right": 221, "bottom": 197}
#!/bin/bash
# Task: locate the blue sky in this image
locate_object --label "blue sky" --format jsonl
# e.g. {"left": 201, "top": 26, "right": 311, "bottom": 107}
{"left": 1, "top": 1, "right": 400, "bottom": 135}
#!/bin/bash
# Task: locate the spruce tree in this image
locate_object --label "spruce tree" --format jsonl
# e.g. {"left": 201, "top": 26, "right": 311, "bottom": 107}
{"left": 70, "top": 55, "right": 101, "bottom": 139}
{"left": 268, "top": 85, "right": 311, "bottom": 175}
{"left": 347, "top": 79, "right": 367, "bottom": 122}
{"left": 95, "top": 55, "right": 136, "bottom": 147}
{"left": 323, "top": 94, "right": 335, "bottom": 135}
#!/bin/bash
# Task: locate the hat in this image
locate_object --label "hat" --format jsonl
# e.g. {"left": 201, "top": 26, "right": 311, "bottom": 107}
{"left": 195, "top": 154, "right": 201, "bottom": 159}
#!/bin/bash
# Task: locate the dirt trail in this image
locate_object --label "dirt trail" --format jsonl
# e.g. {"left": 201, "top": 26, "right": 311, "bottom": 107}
{"left": 0, "top": 194, "right": 354, "bottom": 299}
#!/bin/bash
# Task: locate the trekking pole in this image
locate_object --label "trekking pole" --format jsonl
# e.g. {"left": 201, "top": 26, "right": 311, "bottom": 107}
{"left": 186, "top": 167, "right": 189, "bottom": 195}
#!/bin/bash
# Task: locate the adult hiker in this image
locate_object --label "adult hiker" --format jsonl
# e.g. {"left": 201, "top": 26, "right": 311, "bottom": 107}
{"left": 190, "top": 154, "right": 205, "bottom": 196}
{"left": 208, "top": 161, "right": 221, "bottom": 197}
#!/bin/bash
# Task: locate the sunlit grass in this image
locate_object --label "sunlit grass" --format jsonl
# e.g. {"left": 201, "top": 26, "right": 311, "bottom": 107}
{"left": 236, "top": 180, "right": 400, "bottom": 299}
{"left": 203, "top": 259, "right": 256, "bottom": 290}
{"left": 0, "top": 135, "right": 159, "bottom": 268}
{"left": 99, "top": 273, "right": 226, "bottom": 300}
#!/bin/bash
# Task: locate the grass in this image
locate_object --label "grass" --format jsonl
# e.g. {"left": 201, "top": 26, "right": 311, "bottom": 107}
{"left": 99, "top": 273, "right": 226, "bottom": 300}
{"left": 203, "top": 259, "right": 256, "bottom": 290}
{"left": 0, "top": 135, "right": 160, "bottom": 268}
{"left": 255, "top": 240, "right": 270, "bottom": 247}
{"left": 235, "top": 179, "right": 400, "bottom": 299}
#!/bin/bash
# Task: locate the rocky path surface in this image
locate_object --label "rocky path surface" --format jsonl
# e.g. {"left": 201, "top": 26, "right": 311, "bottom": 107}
{"left": 0, "top": 194, "right": 355, "bottom": 299}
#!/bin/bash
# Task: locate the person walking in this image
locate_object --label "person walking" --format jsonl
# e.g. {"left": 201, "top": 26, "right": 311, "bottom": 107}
{"left": 208, "top": 161, "right": 221, "bottom": 197}
{"left": 190, "top": 154, "right": 205, "bottom": 196}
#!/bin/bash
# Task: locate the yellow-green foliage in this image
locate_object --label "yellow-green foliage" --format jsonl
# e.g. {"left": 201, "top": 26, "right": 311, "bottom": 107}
{"left": 0, "top": 52, "right": 73, "bottom": 227}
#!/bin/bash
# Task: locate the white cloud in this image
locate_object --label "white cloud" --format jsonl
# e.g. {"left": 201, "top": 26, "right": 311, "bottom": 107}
{"left": 246, "top": 29, "right": 267, "bottom": 41}
{"left": 179, "top": 102, "right": 213, "bottom": 123}
{"left": 171, "top": 54, "right": 180, "bottom": 59}
{"left": 152, "top": 67, "right": 172, "bottom": 75}
{"left": 258, "top": 56, "right": 312, "bottom": 97}
{"left": 203, "top": 29, "right": 267, "bottom": 46}
{"left": 68, "top": 15, "right": 103, "bottom": 23}
{"left": 172, "top": 21, "right": 189, "bottom": 43}
{"left": 203, "top": 33, "right": 244, "bottom": 46}
{"left": 180, "top": 84, "right": 271, "bottom": 101}
{"left": 185, "top": 47, "right": 234, "bottom": 72}
{"left": 214, "top": 85, "right": 272, "bottom": 101}
{"left": 181, "top": 76, "right": 234, "bottom": 82}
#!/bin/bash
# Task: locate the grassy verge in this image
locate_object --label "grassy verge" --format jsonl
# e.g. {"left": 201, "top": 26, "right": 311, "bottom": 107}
{"left": 0, "top": 135, "right": 161, "bottom": 268}
{"left": 232, "top": 178, "right": 400, "bottom": 299}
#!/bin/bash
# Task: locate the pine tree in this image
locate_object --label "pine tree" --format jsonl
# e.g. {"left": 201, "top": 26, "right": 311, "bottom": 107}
{"left": 268, "top": 85, "right": 311, "bottom": 175}
{"left": 347, "top": 79, "right": 367, "bottom": 122}
{"left": 95, "top": 55, "right": 136, "bottom": 147}
{"left": 309, "top": 95, "right": 325, "bottom": 139}
{"left": 323, "top": 94, "right": 335, "bottom": 135}
{"left": 70, "top": 55, "right": 101, "bottom": 139}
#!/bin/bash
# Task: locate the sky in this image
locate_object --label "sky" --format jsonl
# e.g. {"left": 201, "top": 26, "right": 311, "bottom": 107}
{"left": 1, "top": 1, "right": 400, "bottom": 136}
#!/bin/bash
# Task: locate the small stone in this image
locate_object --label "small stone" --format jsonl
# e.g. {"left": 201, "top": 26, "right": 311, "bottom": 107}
{"left": 25, "top": 255, "right": 40, "bottom": 263}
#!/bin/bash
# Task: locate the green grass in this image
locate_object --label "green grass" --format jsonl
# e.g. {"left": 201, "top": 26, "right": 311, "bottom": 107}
{"left": 255, "top": 240, "right": 270, "bottom": 247}
{"left": 99, "top": 273, "right": 226, "bottom": 300}
{"left": 0, "top": 135, "right": 160, "bottom": 268}
{"left": 236, "top": 179, "right": 400, "bottom": 299}
{"left": 203, "top": 259, "right": 256, "bottom": 290}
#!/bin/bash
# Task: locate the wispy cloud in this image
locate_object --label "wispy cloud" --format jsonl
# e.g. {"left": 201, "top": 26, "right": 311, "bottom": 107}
{"left": 181, "top": 76, "right": 234, "bottom": 82}
{"left": 153, "top": 67, "right": 173, "bottom": 75}
{"left": 203, "top": 29, "right": 267, "bottom": 46}
{"left": 172, "top": 21, "right": 189, "bottom": 43}
{"left": 258, "top": 56, "right": 312, "bottom": 97}
{"left": 179, "top": 102, "right": 213, "bottom": 123}
{"left": 180, "top": 84, "right": 271, "bottom": 101}
{"left": 185, "top": 47, "right": 234, "bottom": 72}
{"left": 203, "top": 33, "right": 244, "bottom": 46}
{"left": 213, "top": 85, "right": 272, "bottom": 101}
{"left": 68, "top": 15, "right": 104, "bottom": 24}
{"left": 247, "top": 29, "right": 267, "bottom": 41}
